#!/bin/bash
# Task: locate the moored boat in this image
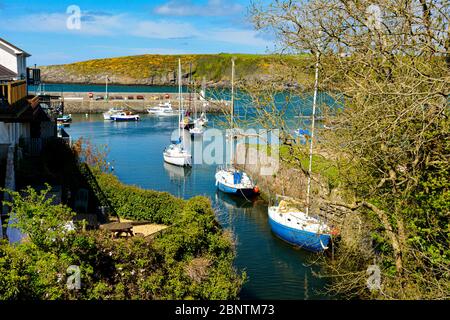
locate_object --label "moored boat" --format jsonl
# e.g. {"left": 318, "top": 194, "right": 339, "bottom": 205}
{"left": 147, "top": 102, "right": 177, "bottom": 117}
{"left": 110, "top": 111, "right": 140, "bottom": 121}
{"left": 163, "top": 59, "right": 192, "bottom": 167}
{"left": 103, "top": 107, "right": 124, "bottom": 120}
{"left": 163, "top": 143, "right": 192, "bottom": 167}
{"left": 57, "top": 114, "right": 72, "bottom": 127}
{"left": 267, "top": 42, "right": 333, "bottom": 253}
{"left": 189, "top": 125, "right": 204, "bottom": 137}
{"left": 215, "top": 167, "right": 258, "bottom": 197}
{"left": 268, "top": 202, "right": 332, "bottom": 252}
{"left": 215, "top": 59, "right": 257, "bottom": 197}
{"left": 57, "top": 114, "right": 72, "bottom": 123}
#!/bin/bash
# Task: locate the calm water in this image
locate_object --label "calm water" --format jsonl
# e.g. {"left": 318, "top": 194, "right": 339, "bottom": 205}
{"left": 29, "top": 83, "right": 184, "bottom": 93}
{"left": 65, "top": 113, "right": 330, "bottom": 300}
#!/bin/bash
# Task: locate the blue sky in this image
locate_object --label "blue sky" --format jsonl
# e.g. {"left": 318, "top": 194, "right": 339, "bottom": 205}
{"left": 0, "top": 0, "right": 274, "bottom": 66}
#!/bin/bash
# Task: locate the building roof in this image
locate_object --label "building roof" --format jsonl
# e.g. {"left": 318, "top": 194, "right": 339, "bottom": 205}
{"left": 0, "top": 37, "right": 31, "bottom": 57}
{"left": 0, "top": 64, "right": 17, "bottom": 81}
{"left": 0, "top": 91, "right": 50, "bottom": 122}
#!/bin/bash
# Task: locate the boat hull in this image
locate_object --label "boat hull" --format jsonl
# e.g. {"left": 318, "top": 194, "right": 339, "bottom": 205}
{"left": 268, "top": 214, "right": 331, "bottom": 252}
{"left": 111, "top": 116, "right": 140, "bottom": 121}
{"left": 163, "top": 153, "right": 192, "bottom": 167}
{"left": 216, "top": 181, "right": 255, "bottom": 197}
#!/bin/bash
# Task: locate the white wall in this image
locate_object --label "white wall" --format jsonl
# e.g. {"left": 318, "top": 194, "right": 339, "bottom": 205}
{"left": 0, "top": 42, "right": 19, "bottom": 78}
{"left": 16, "top": 54, "right": 27, "bottom": 80}
{"left": 0, "top": 122, "right": 30, "bottom": 144}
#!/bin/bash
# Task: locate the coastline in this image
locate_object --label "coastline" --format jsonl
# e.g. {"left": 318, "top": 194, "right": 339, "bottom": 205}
{"left": 43, "top": 91, "right": 231, "bottom": 114}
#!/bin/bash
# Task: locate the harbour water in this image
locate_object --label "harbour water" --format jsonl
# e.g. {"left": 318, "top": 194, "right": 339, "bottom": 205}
{"left": 29, "top": 83, "right": 186, "bottom": 94}
{"left": 65, "top": 113, "right": 331, "bottom": 300}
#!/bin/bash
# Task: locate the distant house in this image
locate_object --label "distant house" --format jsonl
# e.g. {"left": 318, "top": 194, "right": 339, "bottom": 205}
{"left": 0, "top": 37, "right": 31, "bottom": 81}
{"left": 0, "top": 38, "right": 60, "bottom": 241}
{"left": 0, "top": 38, "right": 56, "bottom": 157}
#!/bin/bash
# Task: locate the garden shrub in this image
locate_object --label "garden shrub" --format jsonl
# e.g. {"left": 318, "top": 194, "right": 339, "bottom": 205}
{"left": 95, "top": 172, "right": 185, "bottom": 224}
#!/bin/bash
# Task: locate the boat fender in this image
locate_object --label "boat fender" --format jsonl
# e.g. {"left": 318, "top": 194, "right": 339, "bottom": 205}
{"left": 319, "top": 238, "right": 329, "bottom": 250}
{"left": 253, "top": 186, "right": 260, "bottom": 194}
{"left": 330, "top": 227, "right": 340, "bottom": 236}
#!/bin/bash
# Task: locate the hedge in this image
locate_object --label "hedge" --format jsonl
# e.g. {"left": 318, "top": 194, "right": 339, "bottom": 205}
{"left": 94, "top": 172, "right": 185, "bottom": 225}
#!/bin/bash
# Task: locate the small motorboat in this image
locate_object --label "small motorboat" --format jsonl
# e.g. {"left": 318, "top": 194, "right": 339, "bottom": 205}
{"left": 215, "top": 167, "right": 259, "bottom": 197}
{"left": 110, "top": 111, "right": 140, "bottom": 121}
{"left": 103, "top": 107, "right": 124, "bottom": 120}
{"left": 147, "top": 102, "right": 177, "bottom": 117}
{"left": 189, "top": 126, "right": 204, "bottom": 137}
{"left": 57, "top": 114, "right": 72, "bottom": 127}
{"left": 268, "top": 201, "right": 333, "bottom": 252}
{"left": 163, "top": 143, "right": 192, "bottom": 167}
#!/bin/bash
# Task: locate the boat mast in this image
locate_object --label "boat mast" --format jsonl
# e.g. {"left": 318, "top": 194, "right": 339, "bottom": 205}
{"left": 105, "top": 75, "right": 109, "bottom": 101}
{"left": 305, "top": 48, "right": 320, "bottom": 216}
{"left": 200, "top": 77, "right": 206, "bottom": 116}
{"left": 230, "top": 59, "right": 235, "bottom": 168}
{"left": 189, "top": 62, "right": 192, "bottom": 114}
{"left": 178, "top": 59, "right": 182, "bottom": 139}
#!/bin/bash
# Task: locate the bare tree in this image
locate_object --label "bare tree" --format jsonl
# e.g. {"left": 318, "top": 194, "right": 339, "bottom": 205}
{"left": 250, "top": 0, "right": 449, "bottom": 299}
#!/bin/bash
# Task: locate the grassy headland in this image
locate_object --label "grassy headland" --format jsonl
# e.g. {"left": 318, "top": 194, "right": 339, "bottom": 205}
{"left": 41, "top": 53, "right": 314, "bottom": 86}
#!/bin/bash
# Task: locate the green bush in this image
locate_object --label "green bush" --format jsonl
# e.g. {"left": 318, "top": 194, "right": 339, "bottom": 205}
{"left": 95, "top": 172, "right": 185, "bottom": 224}
{"left": 1, "top": 173, "right": 245, "bottom": 300}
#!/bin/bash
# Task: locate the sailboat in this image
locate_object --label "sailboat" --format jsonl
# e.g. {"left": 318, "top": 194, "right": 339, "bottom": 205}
{"left": 195, "top": 77, "right": 209, "bottom": 127}
{"left": 268, "top": 47, "right": 333, "bottom": 252}
{"left": 215, "top": 59, "right": 259, "bottom": 197}
{"left": 179, "top": 63, "right": 195, "bottom": 130}
{"left": 189, "top": 85, "right": 205, "bottom": 137}
{"left": 163, "top": 59, "right": 192, "bottom": 167}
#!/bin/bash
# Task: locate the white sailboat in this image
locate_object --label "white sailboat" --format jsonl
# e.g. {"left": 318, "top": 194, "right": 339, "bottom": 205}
{"left": 163, "top": 59, "right": 192, "bottom": 167}
{"left": 215, "top": 59, "right": 258, "bottom": 197}
{"left": 194, "top": 77, "right": 209, "bottom": 127}
{"left": 268, "top": 43, "right": 333, "bottom": 252}
{"left": 189, "top": 85, "right": 205, "bottom": 137}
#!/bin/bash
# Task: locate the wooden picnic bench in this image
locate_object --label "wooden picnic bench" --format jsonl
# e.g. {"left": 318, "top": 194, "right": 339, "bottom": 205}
{"left": 100, "top": 222, "right": 134, "bottom": 238}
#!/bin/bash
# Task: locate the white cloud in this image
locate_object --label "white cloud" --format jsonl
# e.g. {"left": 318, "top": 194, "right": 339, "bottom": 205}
{"left": 209, "top": 29, "right": 270, "bottom": 47}
{"left": 154, "top": 0, "right": 243, "bottom": 17}
{"left": 2, "top": 12, "right": 125, "bottom": 36}
{"left": 2, "top": 11, "right": 271, "bottom": 50}
{"left": 89, "top": 45, "right": 189, "bottom": 55}
{"left": 131, "top": 20, "right": 200, "bottom": 39}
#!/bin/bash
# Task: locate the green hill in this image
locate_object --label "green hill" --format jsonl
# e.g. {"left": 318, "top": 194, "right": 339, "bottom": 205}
{"left": 40, "top": 53, "right": 313, "bottom": 86}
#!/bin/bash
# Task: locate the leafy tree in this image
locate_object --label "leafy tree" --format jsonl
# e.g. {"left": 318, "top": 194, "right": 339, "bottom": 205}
{"left": 249, "top": 0, "right": 449, "bottom": 299}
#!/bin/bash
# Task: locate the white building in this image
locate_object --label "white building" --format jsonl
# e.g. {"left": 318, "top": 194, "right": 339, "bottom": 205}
{"left": 0, "top": 37, "right": 30, "bottom": 81}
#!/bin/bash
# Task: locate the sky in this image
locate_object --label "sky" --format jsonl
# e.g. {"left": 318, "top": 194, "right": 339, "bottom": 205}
{"left": 0, "top": 0, "right": 274, "bottom": 66}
